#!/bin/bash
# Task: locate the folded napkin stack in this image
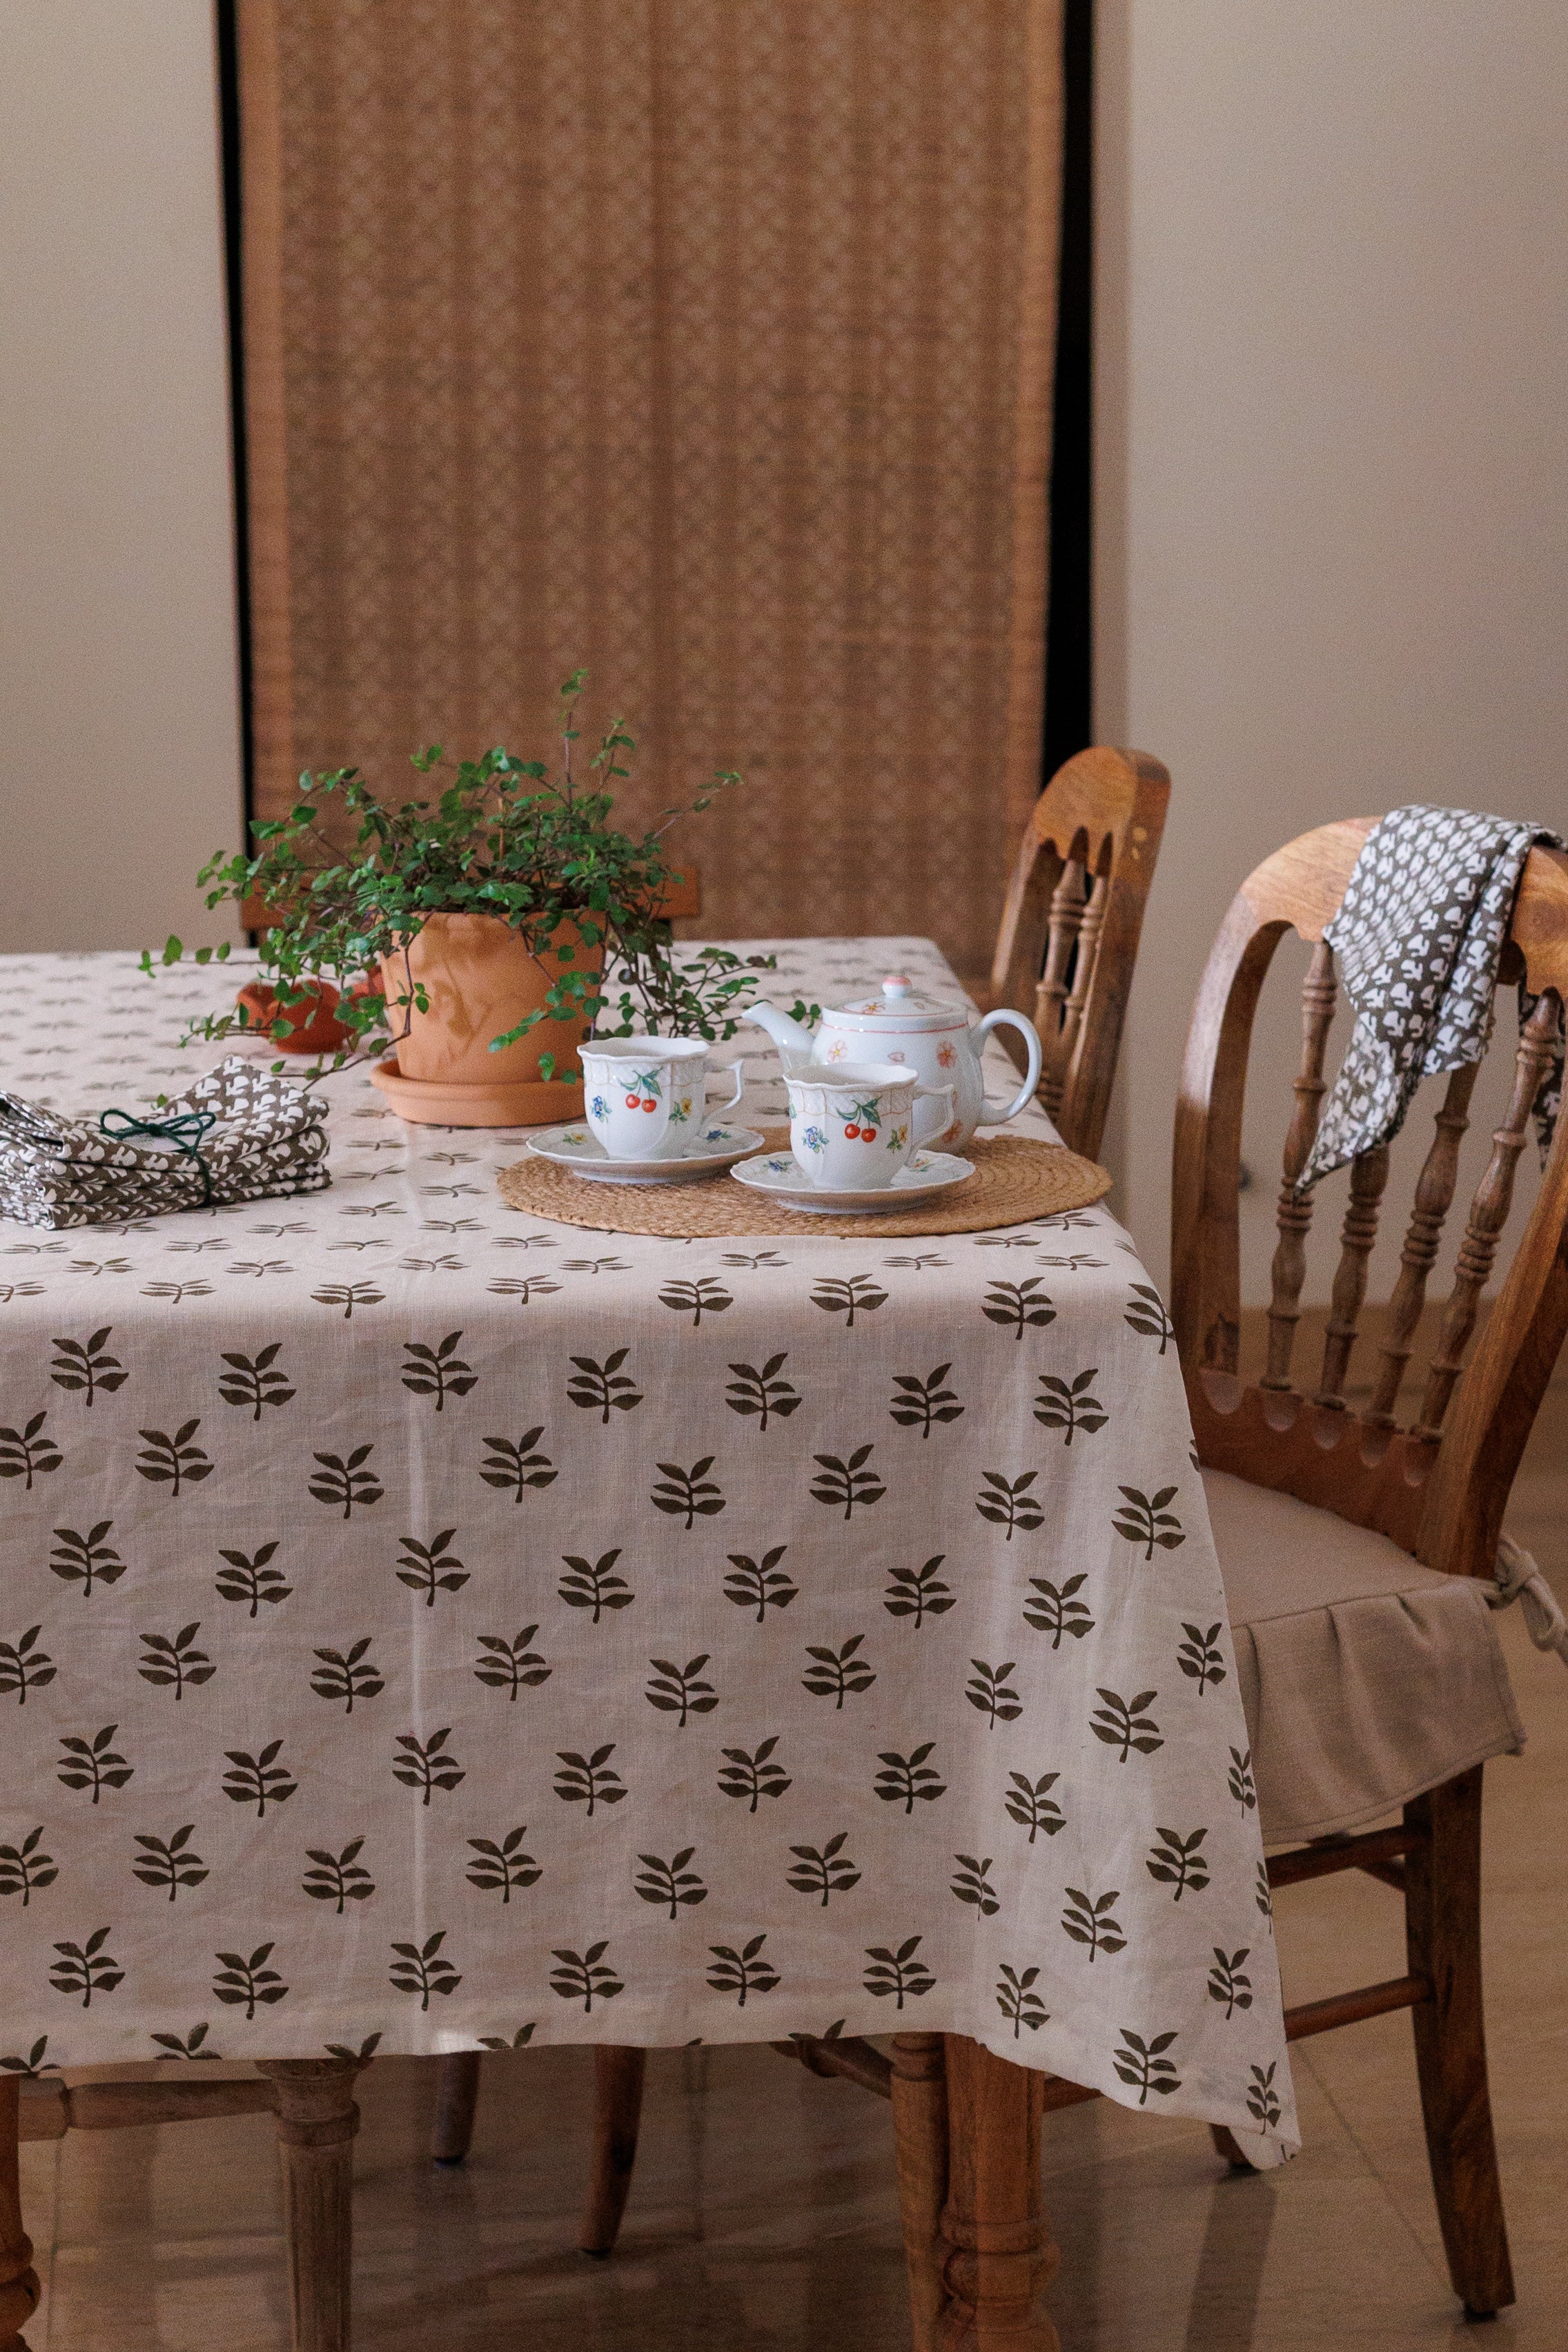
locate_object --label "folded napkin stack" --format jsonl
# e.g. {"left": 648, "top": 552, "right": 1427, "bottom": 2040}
{"left": 0, "top": 1057, "right": 331, "bottom": 1229}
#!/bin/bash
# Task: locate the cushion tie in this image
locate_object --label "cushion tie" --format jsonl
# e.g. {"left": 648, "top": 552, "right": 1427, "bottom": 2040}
{"left": 1489, "top": 1531, "right": 1568, "bottom": 1667}
{"left": 98, "top": 1106, "right": 218, "bottom": 1207}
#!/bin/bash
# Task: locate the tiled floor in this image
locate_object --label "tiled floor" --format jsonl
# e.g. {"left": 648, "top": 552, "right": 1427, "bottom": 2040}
{"left": 17, "top": 1534, "right": 1566, "bottom": 2349}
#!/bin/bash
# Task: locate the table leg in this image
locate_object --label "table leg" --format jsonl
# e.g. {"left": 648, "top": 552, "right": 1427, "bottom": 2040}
{"left": 257, "top": 2057, "right": 364, "bottom": 2352}
{"left": 891, "top": 2032, "right": 949, "bottom": 2352}
{"left": 579, "top": 2047, "right": 647, "bottom": 2255}
{"left": 939, "top": 2036, "right": 1060, "bottom": 2352}
{"left": 431, "top": 2050, "right": 482, "bottom": 2164}
{"left": 0, "top": 2081, "right": 39, "bottom": 2350}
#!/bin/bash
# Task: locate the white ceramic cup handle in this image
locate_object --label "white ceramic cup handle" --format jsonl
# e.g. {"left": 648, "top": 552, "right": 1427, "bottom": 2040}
{"left": 709, "top": 1058, "right": 746, "bottom": 1115}
{"left": 973, "top": 1009, "right": 1043, "bottom": 1124}
{"left": 912, "top": 1083, "right": 957, "bottom": 1148}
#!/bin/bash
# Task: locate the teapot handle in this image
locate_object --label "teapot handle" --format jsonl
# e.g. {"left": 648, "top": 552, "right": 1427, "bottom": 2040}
{"left": 973, "top": 1009, "right": 1043, "bottom": 1125}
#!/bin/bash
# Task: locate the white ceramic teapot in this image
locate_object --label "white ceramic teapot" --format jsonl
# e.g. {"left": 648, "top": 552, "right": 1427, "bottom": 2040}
{"left": 744, "top": 972, "right": 1042, "bottom": 1148}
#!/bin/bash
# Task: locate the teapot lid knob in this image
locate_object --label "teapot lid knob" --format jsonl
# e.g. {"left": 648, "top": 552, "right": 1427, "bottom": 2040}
{"left": 882, "top": 972, "right": 912, "bottom": 999}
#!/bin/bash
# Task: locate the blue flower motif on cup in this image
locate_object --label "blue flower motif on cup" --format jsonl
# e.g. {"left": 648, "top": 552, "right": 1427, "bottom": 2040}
{"left": 589, "top": 1094, "right": 611, "bottom": 1122}
{"left": 800, "top": 1123, "right": 827, "bottom": 1155}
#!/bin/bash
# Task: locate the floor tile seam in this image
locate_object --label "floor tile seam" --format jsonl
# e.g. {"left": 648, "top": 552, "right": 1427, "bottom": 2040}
{"left": 1290, "top": 2044, "right": 1451, "bottom": 2287}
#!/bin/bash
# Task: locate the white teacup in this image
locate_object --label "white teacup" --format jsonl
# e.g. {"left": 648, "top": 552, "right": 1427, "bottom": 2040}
{"left": 786, "top": 1061, "right": 956, "bottom": 1190}
{"left": 580, "top": 1037, "right": 746, "bottom": 1160}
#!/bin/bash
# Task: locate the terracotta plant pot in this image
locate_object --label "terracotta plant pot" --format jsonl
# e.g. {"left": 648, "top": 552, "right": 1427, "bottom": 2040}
{"left": 371, "top": 912, "right": 601, "bottom": 1127}
{"left": 235, "top": 978, "right": 352, "bottom": 1056}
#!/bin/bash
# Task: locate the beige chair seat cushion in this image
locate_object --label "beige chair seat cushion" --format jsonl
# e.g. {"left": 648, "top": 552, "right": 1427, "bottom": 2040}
{"left": 1204, "top": 1468, "right": 1525, "bottom": 1843}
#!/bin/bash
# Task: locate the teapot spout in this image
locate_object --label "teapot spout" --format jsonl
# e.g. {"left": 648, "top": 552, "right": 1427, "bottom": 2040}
{"left": 743, "top": 1000, "right": 816, "bottom": 1072}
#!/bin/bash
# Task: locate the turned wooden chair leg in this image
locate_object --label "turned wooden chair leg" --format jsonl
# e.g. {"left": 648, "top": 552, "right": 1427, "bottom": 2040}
{"left": 0, "top": 2081, "right": 41, "bottom": 2351}
{"left": 939, "top": 2035, "right": 1061, "bottom": 2352}
{"left": 1405, "top": 1769, "right": 1515, "bottom": 2318}
{"left": 257, "top": 2057, "right": 365, "bottom": 2352}
{"left": 891, "top": 2032, "right": 949, "bottom": 2352}
{"left": 578, "top": 2047, "right": 647, "bottom": 2257}
{"left": 431, "top": 2051, "right": 482, "bottom": 2165}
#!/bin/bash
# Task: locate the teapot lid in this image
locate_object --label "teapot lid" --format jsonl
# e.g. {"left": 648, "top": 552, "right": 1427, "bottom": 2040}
{"left": 829, "top": 972, "right": 969, "bottom": 1034}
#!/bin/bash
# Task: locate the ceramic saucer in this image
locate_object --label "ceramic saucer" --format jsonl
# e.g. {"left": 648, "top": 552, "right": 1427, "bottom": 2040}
{"left": 525, "top": 1120, "right": 766, "bottom": 1186}
{"left": 729, "top": 1148, "right": 976, "bottom": 1214}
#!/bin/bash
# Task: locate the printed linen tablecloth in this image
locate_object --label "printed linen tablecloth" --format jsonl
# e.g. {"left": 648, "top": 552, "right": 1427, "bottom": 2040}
{"left": 0, "top": 940, "right": 1298, "bottom": 2162}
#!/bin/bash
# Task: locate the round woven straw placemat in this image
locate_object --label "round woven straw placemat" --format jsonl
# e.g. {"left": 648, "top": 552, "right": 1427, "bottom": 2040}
{"left": 496, "top": 1128, "right": 1110, "bottom": 1237}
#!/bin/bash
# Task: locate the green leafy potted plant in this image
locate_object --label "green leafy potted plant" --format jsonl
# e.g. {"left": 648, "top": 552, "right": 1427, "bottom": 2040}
{"left": 150, "top": 675, "right": 787, "bottom": 1127}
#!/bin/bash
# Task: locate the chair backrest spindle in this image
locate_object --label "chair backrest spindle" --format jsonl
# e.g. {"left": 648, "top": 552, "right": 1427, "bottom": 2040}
{"left": 1363, "top": 1065, "right": 1478, "bottom": 1427}
{"left": 1315, "top": 1144, "right": 1391, "bottom": 1407}
{"left": 1262, "top": 942, "right": 1337, "bottom": 1391}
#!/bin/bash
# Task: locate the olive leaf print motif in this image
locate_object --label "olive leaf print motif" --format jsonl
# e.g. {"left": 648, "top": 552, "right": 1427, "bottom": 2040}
{"left": 1146, "top": 1826, "right": 1210, "bottom": 1901}
{"left": 58, "top": 1725, "right": 133, "bottom": 1803}
{"left": 725, "top": 1354, "right": 801, "bottom": 1429}
{"left": 400, "top": 1332, "right": 476, "bottom": 1410}
{"left": 310, "top": 1638, "right": 384, "bottom": 1712}
{"left": 1061, "top": 1888, "right": 1126, "bottom": 1961}
{"left": 1247, "top": 2062, "right": 1282, "bottom": 2128}
{"left": 308, "top": 1445, "right": 383, "bottom": 1518}
{"left": 50, "top": 1523, "right": 126, "bottom": 1597}
{"left": 49, "top": 1928, "right": 123, "bottom": 2008}
{"left": 1228, "top": 1747, "right": 1258, "bottom": 1812}
{"left": 651, "top": 1458, "right": 726, "bottom": 1526}
{"left": 1111, "top": 1486, "right": 1186, "bottom": 1560}
{"left": 786, "top": 1834, "right": 860, "bottom": 1906}
{"left": 716, "top": 1737, "right": 790, "bottom": 1811}
{"left": 554, "top": 1746, "right": 627, "bottom": 1816}
{"left": 395, "top": 1531, "right": 468, "bottom": 1605}
{"left": 50, "top": 1328, "right": 127, "bottom": 1406}
{"left": 1207, "top": 1948, "right": 1253, "bottom": 2018}
{"left": 478, "top": 1430, "right": 556, "bottom": 1498}
{"left": 549, "top": 1942, "right": 623, "bottom": 2012}
{"left": 863, "top": 1936, "right": 934, "bottom": 2009}
{"left": 981, "top": 1279, "right": 1055, "bottom": 1339}
{"left": 976, "top": 1470, "right": 1043, "bottom": 1540}
{"left": 0, "top": 1828, "right": 58, "bottom": 1906}
{"left": 129, "top": 1824, "right": 208, "bottom": 1903}
{"left": 810, "top": 1447, "right": 885, "bottom": 1519}
{"left": 1113, "top": 2028, "right": 1181, "bottom": 2104}
{"left": 137, "top": 1623, "right": 215, "bottom": 1700}
{"left": 150, "top": 2024, "right": 219, "bottom": 2060}
{"left": 951, "top": 1855, "right": 999, "bottom": 1915}
{"left": 883, "top": 1555, "right": 954, "bottom": 1626}
{"left": 723, "top": 1547, "right": 798, "bottom": 1622}
{"left": 996, "top": 1964, "right": 1049, "bottom": 2037}
{"left": 135, "top": 1422, "right": 210, "bottom": 1497}
{"left": 1032, "top": 1371, "right": 1107, "bottom": 1444}
{"left": 1003, "top": 1770, "right": 1064, "bottom": 1844}
{"left": 391, "top": 1727, "right": 465, "bottom": 1804}
{"left": 645, "top": 1656, "right": 718, "bottom": 1726}
{"left": 658, "top": 1277, "right": 732, "bottom": 1326}
{"left": 1177, "top": 1622, "right": 1226, "bottom": 1691}
{"left": 802, "top": 1635, "right": 875, "bottom": 1708}
{"left": 1124, "top": 1284, "right": 1175, "bottom": 1353}
{"left": 1, "top": 2039, "right": 56, "bottom": 2082}
{"left": 874, "top": 1744, "right": 945, "bottom": 1812}
{"left": 391, "top": 1931, "right": 462, "bottom": 2010}
{"left": 1021, "top": 1575, "right": 1094, "bottom": 1647}
{"left": 0, "top": 1627, "right": 55, "bottom": 1703}
{"left": 217, "top": 1343, "right": 295, "bottom": 1419}
{"left": 215, "top": 1543, "right": 291, "bottom": 1616}
{"left": 472, "top": 1627, "right": 551, "bottom": 1700}
{"left": 707, "top": 1934, "right": 779, "bottom": 2006}
{"left": 810, "top": 1275, "right": 887, "bottom": 1328}
{"left": 212, "top": 1944, "right": 288, "bottom": 2020}
{"left": 567, "top": 1349, "right": 643, "bottom": 1422}
{"left": 888, "top": 1364, "right": 963, "bottom": 1437}
{"left": 558, "top": 1551, "right": 635, "bottom": 1620}
{"left": 635, "top": 1848, "right": 707, "bottom": 1918}
{"left": 222, "top": 1741, "right": 296, "bottom": 1816}
{"left": 1255, "top": 1861, "right": 1274, "bottom": 1928}
{"left": 965, "top": 1659, "right": 1021, "bottom": 1727}
{"left": 311, "top": 1281, "right": 384, "bottom": 1318}
{"left": 303, "top": 1839, "right": 375, "bottom": 1912}
{"left": 0, "top": 1411, "right": 63, "bottom": 1489}
{"left": 1090, "top": 1688, "right": 1163, "bottom": 1761}
{"left": 466, "top": 1828, "right": 542, "bottom": 1903}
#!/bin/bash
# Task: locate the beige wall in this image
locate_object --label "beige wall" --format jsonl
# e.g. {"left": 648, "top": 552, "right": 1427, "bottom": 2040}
{"left": 1097, "top": 0, "right": 1568, "bottom": 1298}
{"left": 0, "top": 0, "right": 243, "bottom": 955}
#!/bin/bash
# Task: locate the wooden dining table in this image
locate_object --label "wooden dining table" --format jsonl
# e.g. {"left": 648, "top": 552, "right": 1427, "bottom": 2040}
{"left": 0, "top": 934, "right": 1297, "bottom": 2351}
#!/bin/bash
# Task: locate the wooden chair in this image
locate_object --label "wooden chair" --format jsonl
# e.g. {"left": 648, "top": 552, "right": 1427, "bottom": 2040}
{"left": 1164, "top": 815, "right": 1568, "bottom": 2319}
{"left": 425, "top": 752, "right": 1172, "bottom": 2349}
{"left": 3, "top": 2052, "right": 367, "bottom": 2351}
{"left": 987, "top": 745, "right": 1170, "bottom": 1158}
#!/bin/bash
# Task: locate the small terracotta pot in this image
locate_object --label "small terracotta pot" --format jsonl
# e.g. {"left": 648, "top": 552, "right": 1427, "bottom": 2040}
{"left": 378, "top": 912, "right": 600, "bottom": 1126}
{"left": 235, "top": 979, "right": 351, "bottom": 1055}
